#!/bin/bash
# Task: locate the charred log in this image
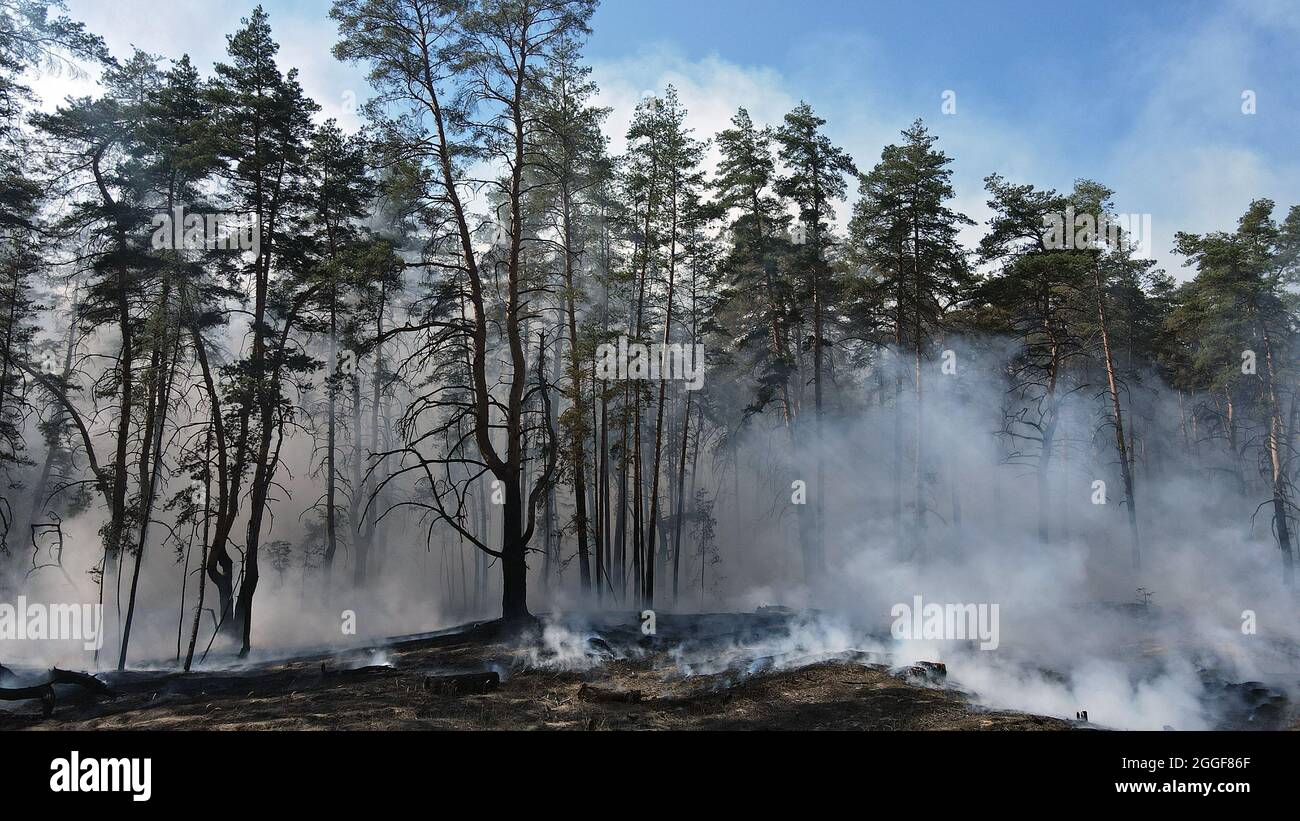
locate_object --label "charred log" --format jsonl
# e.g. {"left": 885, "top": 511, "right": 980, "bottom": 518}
{"left": 422, "top": 671, "right": 500, "bottom": 696}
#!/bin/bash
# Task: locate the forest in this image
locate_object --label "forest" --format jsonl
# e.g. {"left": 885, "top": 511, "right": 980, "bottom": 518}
{"left": 0, "top": 0, "right": 1296, "bottom": 733}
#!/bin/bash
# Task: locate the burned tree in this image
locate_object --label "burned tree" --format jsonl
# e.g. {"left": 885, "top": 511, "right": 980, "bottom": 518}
{"left": 334, "top": 0, "right": 595, "bottom": 620}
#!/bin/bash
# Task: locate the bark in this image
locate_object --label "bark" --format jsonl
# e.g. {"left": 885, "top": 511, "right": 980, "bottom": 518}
{"left": 809, "top": 157, "right": 826, "bottom": 578}
{"left": 1259, "top": 321, "right": 1294, "bottom": 586}
{"left": 1092, "top": 262, "right": 1140, "bottom": 569}
{"left": 911, "top": 210, "right": 925, "bottom": 547}
{"left": 671, "top": 390, "right": 692, "bottom": 603}
{"left": 88, "top": 146, "right": 135, "bottom": 590}
{"left": 323, "top": 304, "right": 339, "bottom": 585}
{"left": 593, "top": 369, "right": 606, "bottom": 603}
{"left": 26, "top": 304, "right": 79, "bottom": 542}
{"left": 191, "top": 323, "right": 235, "bottom": 637}
{"left": 644, "top": 174, "right": 680, "bottom": 608}
{"left": 350, "top": 364, "right": 367, "bottom": 585}
{"left": 561, "top": 186, "right": 592, "bottom": 593}
{"left": 364, "top": 306, "right": 388, "bottom": 577}
{"left": 183, "top": 426, "right": 213, "bottom": 672}
{"left": 892, "top": 242, "right": 906, "bottom": 551}
{"left": 118, "top": 299, "right": 179, "bottom": 670}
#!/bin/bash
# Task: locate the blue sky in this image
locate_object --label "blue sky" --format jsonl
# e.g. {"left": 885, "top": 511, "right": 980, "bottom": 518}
{"left": 38, "top": 0, "right": 1300, "bottom": 277}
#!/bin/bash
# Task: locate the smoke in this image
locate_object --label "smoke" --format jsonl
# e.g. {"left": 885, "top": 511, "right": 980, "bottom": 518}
{"left": 668, "top": 612, "right": 883, "bottom": 678}
{"left": 2, "top": 318, "right": 1297, "bottom": 731}
{"left": 947, "top": 652, "right": 1209, "bottom": 730}
{"left": 516, "top": 620, "right": 619, "bottom": 671}
{"left": 670, "top": 337, "right": 1300, "bottom": 728}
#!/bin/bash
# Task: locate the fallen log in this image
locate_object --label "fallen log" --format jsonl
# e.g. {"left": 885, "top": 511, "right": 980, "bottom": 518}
{"left": 577, "top": 683, "right": 643, "bottom": 704}
{"left": 422, "top": 671, "right": 500, "bottom": 696}
{"left": 0, "top": 668, "right": 114, "bottom": 718}
{"left": 50, "top": 667, "right": 116, "bottom": 696}
{"left": 0, "top": 682, "right": 56, "bottom": 717}
{"left": 325, "top": 664, "right": 403, "bottom": 680}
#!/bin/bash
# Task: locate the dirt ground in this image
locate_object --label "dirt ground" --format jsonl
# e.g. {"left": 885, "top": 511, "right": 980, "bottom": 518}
{"left": 10, "top": 608, "right": 1293, "bottom": 731}
{"left": 1, "top": 611, "right": 1086, "bottom": 730}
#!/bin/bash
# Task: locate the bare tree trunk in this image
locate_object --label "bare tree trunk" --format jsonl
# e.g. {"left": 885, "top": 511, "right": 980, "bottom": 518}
{"left": 912, "top": 222, "right": 925, "bottom": 550}
{"left": 810, "top": 218, "right": 826, "bottom": 579}
{"left": 26, "top": 302, "right": 79, "bottom": 542}
{"left": 191, "top": 323, "right": 236, "bottom": 639}
{"left": 645, "top": 187, "right": 680, "bottom": 608}
{"left": 560, "top": 189, "right": 592, "bottom": 594}
{"left": 1036, "top": 296, "right": 1063, "bottom": 547}
{"left": 615, "top": 383, "right": 628, "bottom": 602}
{"left": 892, "top": 255, "right": 905, "bottom": 552}
{"left": 119, "top": 277, "right": 179, "bottom": 670}
{"left": 183, "top": 424, "right": 213, "bottom": 672}
{"left": 593, "top": 371, "right": 606, "bottom": 603}
{"left": 323, "top": 309, "right": 339, "bottom": 586}
{"left": 1093, "top": 263, "right": 1140, "bottom": 569}
{"left": 1259, "top": 322, "right": 1294, "bottom": 587}
{"left": 361, "top": 283, "right": 389, "bottom": 580}
{"left": 671, "top": 391, "right": 692, "bottom": 604}
{"left": 541, "top": 339, "right": 554, "bottom": 592}
{"left": 350, "top": 365, "right": 368, "bottom": 586}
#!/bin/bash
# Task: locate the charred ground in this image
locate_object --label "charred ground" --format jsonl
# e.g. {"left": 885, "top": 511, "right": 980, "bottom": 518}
{"left": 3, "top": 611, "right": 1293, "bottom": 731}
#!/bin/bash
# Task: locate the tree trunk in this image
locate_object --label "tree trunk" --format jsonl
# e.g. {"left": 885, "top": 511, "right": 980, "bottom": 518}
{"left": 1093, "top": 262, "right": 1140, "bottom": 569}
{"left": 119, "top": 278, "right": 178, "bottom": 670}
{"left": 323, "top": 305, "right": 339, "bottom": 586}
{"left": 561, "top": 189, "right": 592, "bottom": 594}
{"left": 1259, "top": 322, "right": 1294, "bottom": 586}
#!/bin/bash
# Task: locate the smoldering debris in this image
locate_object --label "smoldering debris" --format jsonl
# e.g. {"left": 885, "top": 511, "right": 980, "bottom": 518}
{"left": 0, "top": 610, "right": 1065, "bottom": 730}
{"left": 3, "top": 609, "right": 1291, "bottom": 730}
{"left": 0, "top": 667, "right": 115, "bottom": 717}
{"left": 422, "top": 671, "right": 500, "bottom": 696}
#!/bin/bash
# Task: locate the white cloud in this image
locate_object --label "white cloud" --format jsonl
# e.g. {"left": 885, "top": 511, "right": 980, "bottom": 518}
{"left": 593, "top": 46, "right": 797, "bottom": 160}
{"left": 28, "top": 0, "right": 366, "bottom": 131}
{"left": 589, "top": 7, "right": 1300, "bottom": 281}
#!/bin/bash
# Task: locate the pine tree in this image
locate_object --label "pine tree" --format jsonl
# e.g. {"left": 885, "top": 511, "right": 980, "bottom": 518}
{"left": 625, "top": 87, "right": 705, "bottom": 607}
{"left": 333, "top": 0, "right": 597, "bottom": 621}
{"left": 297, "top": 120, "right": 379, "bottom": 589}
{"left": 851, "top": 120, "right": 970, "bottom": 553}
{"left": 529, "top": 34, "right": 609, "bottom": 596}
{"left": 973, "top": 175, "right": 1089, "bottom": 546}
{"left": 209, "top": 5, "right": 321, "bottom": 654}
{"left": 713, "top": 107, "right": 794, "bottom": 424}
{"left": 774, "top": 101, "right": 854, "bottom": 578}
{"left": 1175, "top": 200, "right": 1299, "bottom": 586}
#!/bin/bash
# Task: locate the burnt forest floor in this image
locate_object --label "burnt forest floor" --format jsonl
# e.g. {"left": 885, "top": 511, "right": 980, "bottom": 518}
{"left": 0, "top": 610, "right": 1293, "bottom": 730}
